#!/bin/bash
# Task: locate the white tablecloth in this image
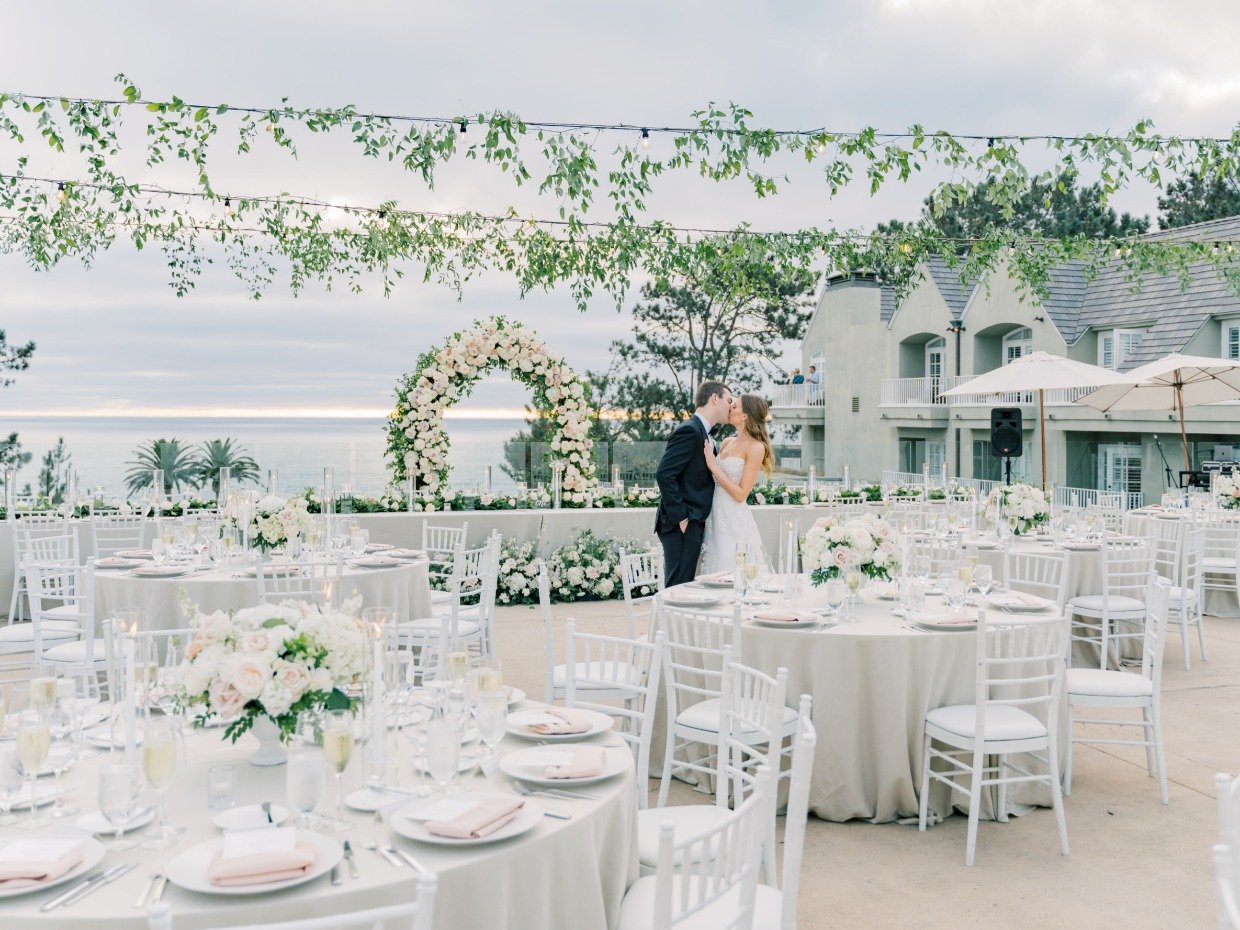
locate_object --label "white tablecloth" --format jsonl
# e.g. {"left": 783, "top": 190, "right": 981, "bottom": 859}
{"left": 94, "top": 561, "right": 432, "bottom": 630}
{"left": 653, "top": 580, "right": 1064, "bottom": 823}
{"left": 2, "top": 705, "right": 637, "bottom": 929}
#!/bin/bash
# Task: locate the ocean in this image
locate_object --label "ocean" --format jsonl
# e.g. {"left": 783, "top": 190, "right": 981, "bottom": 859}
{"left": 3, "top": 415, "right": 535, "bottom": 497}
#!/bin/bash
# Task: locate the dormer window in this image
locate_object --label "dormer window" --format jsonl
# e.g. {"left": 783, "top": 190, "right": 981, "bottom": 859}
{"left": 1225, "top": 321, "right": 1240, "bottom": 360}
{"left": 1098, "top": 328, "right": 1144, "bottom": 370}
{"left": 1002, "top": 327, "right": 1032, "bottom": 365}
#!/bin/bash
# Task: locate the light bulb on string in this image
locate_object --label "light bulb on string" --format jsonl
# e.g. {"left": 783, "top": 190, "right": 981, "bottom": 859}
{"left": 224, "top": 196, "right": 236, "bottom": 218}
{"left": 55, "top": 181, "right": 67, "bottom": 204}
{"left": 458, "top": 119, "right": 467, "bottom": 135}
{"left": 640, "top": 128, "right": 650, "bottom": 149}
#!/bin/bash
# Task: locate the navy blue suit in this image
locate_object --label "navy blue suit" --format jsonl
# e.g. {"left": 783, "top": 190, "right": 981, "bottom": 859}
{"left": 654, "top": 416, "right": 715, "bottom": 587}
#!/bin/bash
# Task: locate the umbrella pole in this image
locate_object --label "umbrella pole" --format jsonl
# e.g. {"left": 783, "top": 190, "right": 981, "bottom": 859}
{"left": 1039, "top": 388, "right": 1047, "bottom": 491}
{"left": 1177, "top": 381, "right": 1191, "bottom": 477}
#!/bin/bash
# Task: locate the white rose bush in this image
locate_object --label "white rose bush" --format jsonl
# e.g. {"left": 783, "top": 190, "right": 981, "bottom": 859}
{"left": 801, "top": 512, "right": 901, "bottom": 586}
{"left": 985, "top": 483, "right": 1050, "bottom": 535}
{"left": 1214, "top": 474, "right": 1240, "bottom": 511}
{"left": 547, "top": 529, "right": 655, "bottom": 603}
{"left": 387, "top": 316, "right": 599, "bottom": 506}
{"left": 175, "top": 599, "right": 365, "bottom": 743}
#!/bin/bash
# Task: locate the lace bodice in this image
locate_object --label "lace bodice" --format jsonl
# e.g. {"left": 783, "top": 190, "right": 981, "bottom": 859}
{"left": 700, "top": 456, "right": 770, "bottom": 574}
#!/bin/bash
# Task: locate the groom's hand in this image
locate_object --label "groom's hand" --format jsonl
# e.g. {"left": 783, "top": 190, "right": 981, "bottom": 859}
{"left": 679, "top": 519, "right": 688, "bottom": 533}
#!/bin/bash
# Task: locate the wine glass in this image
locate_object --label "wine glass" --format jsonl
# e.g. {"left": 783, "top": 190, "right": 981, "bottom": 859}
{"left": 286, "top": 714, "right": 327, "bottom": 831}
{"left": 98, "top": 762, "right": 140, "bottom": 850}
{"left": 16, "top": 708, "right": 51, "bottom": 829}
{"left": 0, "top": 745, "right": 20, "bottom": 825}
{"left": 141, "top": 716, "right": 180, "bottom": 849}
{"left": 844, "top": 570, "right": 863, "bottom": 621}
{"left": 321, "top": 710, "right": 355, "bottom": 832}
{"left": 974, "top": 564, "right": 994, "bottom": 598}
{"left": 424, "top": 716, "right": 461, "bottom": 795}
{"left": 475, "top": 690, "right": 507, "bottom": 766}
{"left": 824, "top": 579, "right": 847, "bottom": 617}
{"left": 45, "top": 679, "right": 80, "bottom": 818}
{"left": 150, "top": 537, "right": 167, "bottom": 566}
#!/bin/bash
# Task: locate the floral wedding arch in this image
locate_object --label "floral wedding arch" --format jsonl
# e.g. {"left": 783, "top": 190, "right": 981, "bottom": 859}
{"left": 387, "top": 316, "right": 598, "bottom": 504}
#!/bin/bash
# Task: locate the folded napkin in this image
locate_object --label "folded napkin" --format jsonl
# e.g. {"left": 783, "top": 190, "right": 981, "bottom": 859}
{"left": 913, "top": 612, "right": 977, "bottom": 626}
{"left": 0, "top": 840, "right": 84, "bottom": 888}
{"left": 545, "top": 746, "right": 606, "bottom": 779}
{"left": 991, "top": 592, "right": 1044, "bottom": 608}
{"left": 696, "top": 571, "right": 733, "bottom": 584}
{"left": 523, "top": 707, "right": 593, "bottom": 735}
{"left": 752, "top": 610, "right": 818, "bottom": 624}
{"left": 425, "top": 799, "right": 524, "bottom": 839}
{"left": 207, "top": 842, "right": 318, "bottom": 887}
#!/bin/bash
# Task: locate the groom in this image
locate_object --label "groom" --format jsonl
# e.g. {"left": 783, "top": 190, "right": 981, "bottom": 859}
{"left": 654, "top": 379, "right": 733, "bottom": 587}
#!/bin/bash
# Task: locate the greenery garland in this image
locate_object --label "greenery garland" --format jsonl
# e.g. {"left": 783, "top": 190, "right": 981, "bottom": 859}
{"left": 0, "top": 76, "right": 1237, "bottom": 305}
{"left": 386, "top": 316, "right": 598, "bottom": 503}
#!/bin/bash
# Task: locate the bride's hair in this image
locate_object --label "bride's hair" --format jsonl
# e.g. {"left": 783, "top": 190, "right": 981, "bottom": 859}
{"left": 738, "top": 394, "right": 774, "bottom": 476}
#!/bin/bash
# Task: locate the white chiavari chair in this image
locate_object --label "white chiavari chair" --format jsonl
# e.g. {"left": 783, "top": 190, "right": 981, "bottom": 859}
{"left": 402, "top": 537, "right": 491, "bottom": 655}
{"left": 905, "top": 534, "right": 960, "bottom": 578}
{"left": 0, "top": 561, "right": 85, "bottom": 675}
{"left": 617, "top": 764, "right": 772, "bottom": 930}
{"left": 1002, "top": 548, "right": 1069, "bottom": 609}
{"left": 90, "top": 511, "right": 147, "bottom": 559}
{"left": 564, "top": 620, "right": 664, "bottom": 809}
{"left": 158, "top": 883, "right": 438, "bottom": 930}
{"left": 35, "top": 563, "right": 106, "bottom": 691}
{"left": 1066, "top": 576, "right": 1170, "bottom": 804}
{"left": 1146, "top": 515, "right": 1184, "bottom": 583}
{"left": 918, "top": 612, "right": 1069, "bottom": 867}
{"left": 255, "top": 554, "right": 345, "bottom": 607}
{"left": 540, "top": 560, "right": 638, "bottom": 704}
{"left": 1066, "top": 536, "right": 1153, "bottom": 670}
{"left": 1201, "top": 515, "right": 1240, "bottom": 602}
{"left": 103, "top": 618, "right": 195, "bottom": 710}
{"left": 1216, "top": 772, "right": 1240, "bottom": 929}
{"left": 619, "top": 547, "right": 664, "bottom": 640}
{"left": 422, "top": 519, "right": 468, "bottom": 605}
{"left": 387, "top": 615, "right": 448, "bottom": 688}
{"left": 1167, "top": 524, "right": 1206, "bottom": 669}
{"left": 8, "top": 512, "right": 71, "bottom": 621}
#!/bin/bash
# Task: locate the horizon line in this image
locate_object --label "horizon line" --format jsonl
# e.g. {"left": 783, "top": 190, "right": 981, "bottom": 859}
{"left": 1, "top": 407, "right": 534, "bottom": 420}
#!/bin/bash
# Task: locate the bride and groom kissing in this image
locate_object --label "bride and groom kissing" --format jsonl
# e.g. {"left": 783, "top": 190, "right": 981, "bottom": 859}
{"left": 654, "top": 379, "right": 775, "bottom": 587}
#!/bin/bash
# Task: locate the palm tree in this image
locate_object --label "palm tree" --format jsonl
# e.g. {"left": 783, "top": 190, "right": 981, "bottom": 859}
{"left": 195, "top": 438, "right": 260, "bottom": 496}
{"left": 125, "top": 438, "right": 199, "bottom": 496}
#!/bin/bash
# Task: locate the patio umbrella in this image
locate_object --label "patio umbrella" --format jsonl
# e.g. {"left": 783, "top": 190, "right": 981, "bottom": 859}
{"left": 942, "top": 351, "right": 1132, "bottom": 489}
{"left": 1075, "top": 354, "right": 1240, "bottom": 473}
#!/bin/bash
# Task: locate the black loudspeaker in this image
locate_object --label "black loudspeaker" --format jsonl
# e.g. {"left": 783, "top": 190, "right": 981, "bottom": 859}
{"left": 990, "top": 408, "right": 1023, "bottom": 457}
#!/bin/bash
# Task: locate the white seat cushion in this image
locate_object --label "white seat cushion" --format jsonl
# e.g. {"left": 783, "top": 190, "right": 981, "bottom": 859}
{"left": 434, "top": 605, "right": 480, "bottom": 622}
{"left": 675, "top": 698, "right": 799, "bottom": 735}
{"left": 925, "top": 704, "right": 1047, "bottom": 742}
{"left": 429, "top": 590, "right": 452, "bottom": 605}
{"left": 0, "top": 621, "right": 79, "bottom": 644}
{"left": 1067, "top": 668, "right": 1154, "bottom": 698}
{"left": 1165, "top": 585, "right": 1199, "bottom": 605}
{"left": 1067, "top": 595, "right": 1146, "bottom": 614}
{"left": 43, "top": 639, "right": 106, "bottom": 663}
{"left": 553, "top": 662, "right": 633, "bottom": 690}
{"left": 618, "top": 876, "right": 781, "bottom": 930}
{"left": 400, "top": 617, "right": 481, "bottom": 638}
{"left": 1202, "top": 557, "right": 1237, "bottom": 573}
{"left": 636, "top": 806, "right": 731, "bottom": 866}
{"left": 44, "top": 604, "right": 84, "bottom": 621}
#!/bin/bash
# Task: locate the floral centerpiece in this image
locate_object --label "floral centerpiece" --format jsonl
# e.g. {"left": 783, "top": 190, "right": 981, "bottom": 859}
{"left": 887, "top": 485, "right": 924, "bottom": 499}
{"left": 225, "top": 494, "right": 315, "bottom": 551}
{"left": 985, "top": 483, "right": 1050, "bottom": 535}
{"left": 175, "top": 600, "right": 364, "bottom": 760}
{"left": 801, "top": 513, "right": 901, "bottom": 585}
{"left": 860, "top": 485, "right": 884, "bottom": 502}
{"left": 625, "top": 486, "right": 661, "bottom": 508}
{"left": 1215, "top": 474, "right": 1240, "bottom": 511}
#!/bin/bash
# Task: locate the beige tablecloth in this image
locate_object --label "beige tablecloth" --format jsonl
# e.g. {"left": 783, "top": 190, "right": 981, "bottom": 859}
{"left": 94, "top": 560, "right": 432, "bottom": 630}
{"left": 653, "top": 580, "right": 1065, "bottom": 824}
{"left": 1, "top": 704, "right": 636, "bottom": 929}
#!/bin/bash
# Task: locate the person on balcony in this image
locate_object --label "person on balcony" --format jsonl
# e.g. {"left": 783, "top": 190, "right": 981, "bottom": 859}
{"left": 790, "top": 368, "right": 804, "bottom": 385}
{"left": 807, "top": 365, "right": 822, "bottom": 404}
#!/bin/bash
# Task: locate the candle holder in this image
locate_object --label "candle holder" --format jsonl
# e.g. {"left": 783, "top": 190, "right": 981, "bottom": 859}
{"left": 217, "top": 466, "right": 231, "bottom": 508}
{"left": 842, "top": 464, "right": 850, "bottom": 491}
{"left": 267, "top": 469, "right": 279, "bottom": 496}
{"left": 151, "top": 469, "right": 164, "bottom": 512}
{"left": 3, "top": 468, "right": 14, "bottom": 516}
{"left": 482, "top": 466, "right": 492, "bottom": 496}
{"left": 807, "top": 466, "right": 816, "bottom": 502}
{"left": 550, "top": 460, "right": 566, "bottom": 510}
{"left": 405, "top": 474, "right": 416, "bottom": 513}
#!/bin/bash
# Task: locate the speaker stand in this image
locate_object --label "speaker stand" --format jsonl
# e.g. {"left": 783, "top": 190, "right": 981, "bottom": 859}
{"left": 1003, "top": 456, "right": 1013, "bottom": 486}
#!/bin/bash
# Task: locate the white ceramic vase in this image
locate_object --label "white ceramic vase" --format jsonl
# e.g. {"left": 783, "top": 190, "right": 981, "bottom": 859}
{"left": 249, "top": 715, "right": 288, "bottom": 767}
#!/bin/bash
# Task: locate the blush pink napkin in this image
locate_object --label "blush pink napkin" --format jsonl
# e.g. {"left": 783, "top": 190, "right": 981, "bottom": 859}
{"left": 425, "top": 799, "right": 525, "bottom": 839}
{"left": 524, "top": 707, "right": 592, "bottom": 735}
{"left": 697, "top": 571, "right": 733, "bottom": 584}
{"left": 752, "top": 610, "right": 818, "bottom": 624}
{"left": 207, "top": 842, "right": 318, "bottom": 887}
{"left": 545, "top": 746, "right": 606, "bottom": 779}
{"left": 0, "top": 844, "right": 84, "bottom": 888}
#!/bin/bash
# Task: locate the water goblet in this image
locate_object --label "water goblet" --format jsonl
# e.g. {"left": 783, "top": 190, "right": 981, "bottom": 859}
{"left": 974, "top": 564, "right": 994, "bottom": 598}
{"left": 424, "top": 716, "right": 462, "bottom": 795}
{"left": 475, "top": 690, "right": 507, "bottom": 766}
{"left": 45, "top": 679, "right": 80, "bottom": 818}
{"left": 98, "top": 762, "right": 140, "bottom": 850}
{"left": 286, "top": 723, "right": 326, "bottom": 831}
{"left": 945, "top": 578, "right": 968, "bottom": 611}
{"left": 824, "top": 579, "right": 847, "bottom": 617}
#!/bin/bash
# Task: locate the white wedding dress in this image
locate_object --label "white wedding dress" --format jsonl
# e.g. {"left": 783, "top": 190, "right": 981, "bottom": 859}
{"left": 700, "top": 456, "right": 771, "bottom": 575}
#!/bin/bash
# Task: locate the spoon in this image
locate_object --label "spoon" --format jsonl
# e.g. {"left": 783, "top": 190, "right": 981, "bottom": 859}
{"left": 261, "top": 801, "right": 273, "bottom": 824}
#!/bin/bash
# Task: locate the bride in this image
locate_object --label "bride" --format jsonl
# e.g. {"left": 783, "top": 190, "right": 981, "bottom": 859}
{"left": 700, "top": 393, "right": 774, "bottom": 574}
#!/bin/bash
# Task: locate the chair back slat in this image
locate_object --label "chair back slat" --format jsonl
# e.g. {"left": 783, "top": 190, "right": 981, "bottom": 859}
{"left": 973, "top": 613, "right": 1066, "bottom": 742}
{"left": 255, "top": 555, "right": 345, "bottom": 607}
{"left": 90, "top": 513, "right": 147, "bottom": 559}
{"left": 1003, "top": 549, "right": 1068, "bottom": 607}
{"left": 779, "top": 703, "right": 817, "bottom": 930}
{"left": 619, "top": 548, "right": 663, "bottom": 640}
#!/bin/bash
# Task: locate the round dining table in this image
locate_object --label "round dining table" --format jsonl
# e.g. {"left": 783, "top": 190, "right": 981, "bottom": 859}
{"left": 2, "top": 702, "right": 637, "bottom": 929}
{"left": 94, "top": 559, "right": 433, "bottom": 630}
{"left": 654, "top": 577, "right": 1065, "bottom": 824}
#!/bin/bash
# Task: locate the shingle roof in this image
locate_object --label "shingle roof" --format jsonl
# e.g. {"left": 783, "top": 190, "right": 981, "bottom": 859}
{"left": 924, "top": 255, "right": 979, "bottom": 317}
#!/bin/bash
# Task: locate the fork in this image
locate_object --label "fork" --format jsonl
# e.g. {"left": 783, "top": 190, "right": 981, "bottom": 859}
{"left": 510, "top": 781, "right": 600, "bottom": 801}
{"left": 359, "top": 836, "right": 402, "bottom": 867}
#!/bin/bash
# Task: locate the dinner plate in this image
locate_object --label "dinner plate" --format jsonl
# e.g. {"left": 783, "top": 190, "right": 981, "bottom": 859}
{"left": 388, "top": 793, "right": 543, "bottom": 846}
{"left": 748, "top": 612, "right": 821, "bottom": 628}
{"left": 909, "top": 613, "right": 978, "bottom": 632}
{"left": 0, "top": 835, "right": 106, "bottom": 899}
{"left": 386, "top": 548, "right": 427, "bottom": 560}
{"left": 662, "top": 592, "right": 726, "bottom": 609}
{"left": 94, "top": 557, "right": 142, "bottom": 570}
{"left": 6, "top": 782, "right": 64, "bottom": 811}
{"left": 365, "top": 543, "right": 394, "bottom": 553}
{"left": 506, "top": 707, "right": 613, "bottom": 742}
{"left": 83, "top": 724, "right": 143, "bottom": 749}
{"left": 130, "top": 565, "right": 192, "bottom": 578}
{"left": 165, "top": 830, "right": 342, "bottom": 896}
{"left": 871, "top": 583, "right": 900, "bottom": 601}
{"left": 499, "top": 746, "right": 629, "bottom": 787}
{"left": 693, "top": 575, "right": 734, "bottom": 588}
{"left": 1058, "top": 542, "right": 1101, "bottom": 551}
{"left": 987, "top": 593, "right": 1054, "bottom": 612}
{"left": 351, "top": 557, "right": 399, "bottom": 569}
{"left": 115, "top": 549, "right": 153, "bottom": 560}
{"left": 74, "top": 806, "right": 155, "bottom": 836}
{"left": 214, "top": 804, "right": 292, "bottom": 831}
{"left": 961, "top": 538, "right": 1001, "bottom": 550}
{"left": 236, "top": 564, "right": 302, "bottom": 578}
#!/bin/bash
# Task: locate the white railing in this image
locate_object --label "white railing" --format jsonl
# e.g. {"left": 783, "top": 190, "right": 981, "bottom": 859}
{"left": 1053, "top": 486, "right": 1143, "bottom": 510}
{"left": 879, "top": 376, "right": 1092, "bottom": 408}
{"left": 770, "top": 383, "right": 811, "bottom": 407}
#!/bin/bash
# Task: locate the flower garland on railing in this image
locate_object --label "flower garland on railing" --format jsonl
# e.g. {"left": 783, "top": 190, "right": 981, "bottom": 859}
{"left": 386, "top": 317, "right": 597, "bottom": 505}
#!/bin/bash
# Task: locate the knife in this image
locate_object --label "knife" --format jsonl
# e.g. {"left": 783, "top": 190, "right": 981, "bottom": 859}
{"left": 65, "top": 862, "right": 138, "bottom": 907}
{"left": 41, "top": 863, "right": 135, "bottom": 911}
{"left": 391, "top": 847, "right": 430, "bottom": 874}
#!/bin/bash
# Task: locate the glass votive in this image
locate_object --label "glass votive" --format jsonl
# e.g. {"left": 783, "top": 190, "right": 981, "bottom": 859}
{"left": 207, "top": 764, "right": 236, "bottom": 811}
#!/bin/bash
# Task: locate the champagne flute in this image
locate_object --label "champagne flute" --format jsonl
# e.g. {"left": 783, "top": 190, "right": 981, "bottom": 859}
{"left": 98, "top": 762, "right": 140, "bottom": 850}
{"left": 475, "top": 690, "right": 507, "bottom": 765}
{"left": 16, "top": 708, "right": 51, "bottom": 829}
{"left": 0, "top": 746, "right": 19, "bottom": 825}
{"left": 424, "top": 716, "right": 461, "bottom": 795}
{"left": 445, "top": 652, "right": 470, "bottom": 688}
{"left": 744, "top": 562, "right": 760, "bottom": 603}
{"left": 321, "top": 710, "right": 355, "bottom": 832}
{"left": 844, "top": 570, "right": 863, "bottom": 621}
{"left": 141, "top": 716, "right": 179, "bottom": 849}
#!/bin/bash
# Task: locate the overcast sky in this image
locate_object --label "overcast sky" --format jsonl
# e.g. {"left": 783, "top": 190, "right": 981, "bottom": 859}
{"left": 2, "top": 0, "right": 1238, "bottom": 419}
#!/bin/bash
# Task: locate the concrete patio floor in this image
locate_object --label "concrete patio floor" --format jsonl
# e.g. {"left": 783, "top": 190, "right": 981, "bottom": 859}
{"left": 497, "top": 600, "right": 1239, "bottom": 929}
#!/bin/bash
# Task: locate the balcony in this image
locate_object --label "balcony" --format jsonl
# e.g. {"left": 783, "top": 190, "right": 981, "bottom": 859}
{"left": 769, "top": 383, "right": 825, "bottom": 408}
{"left": 879, "top": 376, "right": 1092, "bottom": 408}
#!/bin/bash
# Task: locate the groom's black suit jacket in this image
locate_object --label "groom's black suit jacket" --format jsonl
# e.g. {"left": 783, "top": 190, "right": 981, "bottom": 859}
{"left": 654, "top": 416, "right": 715, "bottom": 534}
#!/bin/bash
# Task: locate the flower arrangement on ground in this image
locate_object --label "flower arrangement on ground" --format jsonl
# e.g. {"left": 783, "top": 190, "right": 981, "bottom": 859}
{"left": 387, "top": 316, "right": 598, "bottom": 504}
{"left": 495, "top": 537, "right": 542, "bottom": 605}
{"left": 886, "top": 485, "right": 924, "bottom": 499}
{"left": 860, "top": 485, "right": 883, "bottom": 502}
{"left": 225, "top": 493, "right": 315, "bottom": 550}
{"left": 625, "top": 486, "right": 661, "bottom": 508}
{"left": 801, "top": 512, "right": 901, "bottom": 585}
{"left": 175, "top": 599, "right": 363, "bottom": 743}
{"left": 985, "top": 483, "right": 1050, "bottom": 535}
{"left": 1214, "top": 474, "right": 1240, "bottom": 511}
{"left": 547, "top": 529, "right": 654, "bottom": 603}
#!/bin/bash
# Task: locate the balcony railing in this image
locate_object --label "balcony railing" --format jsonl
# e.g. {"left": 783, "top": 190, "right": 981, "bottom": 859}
{"left": 769, "top": 383, "right": 823, "bottom": 408}
{"left": 879, "top": 375, "right": 1092, "bottom": 408}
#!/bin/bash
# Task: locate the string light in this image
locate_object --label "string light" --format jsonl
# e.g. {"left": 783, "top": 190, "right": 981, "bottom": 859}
{"left": 224, "top": 196, "right": 235, "bottom": 217}
{"left": 458, "top": 119, "right": 467, "bottom": 135}
{"left": 640, "top": 128, "right": 650, "bottom": 149}
{"left": 55, "top": 181, "right": 66, "bottom": 204}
